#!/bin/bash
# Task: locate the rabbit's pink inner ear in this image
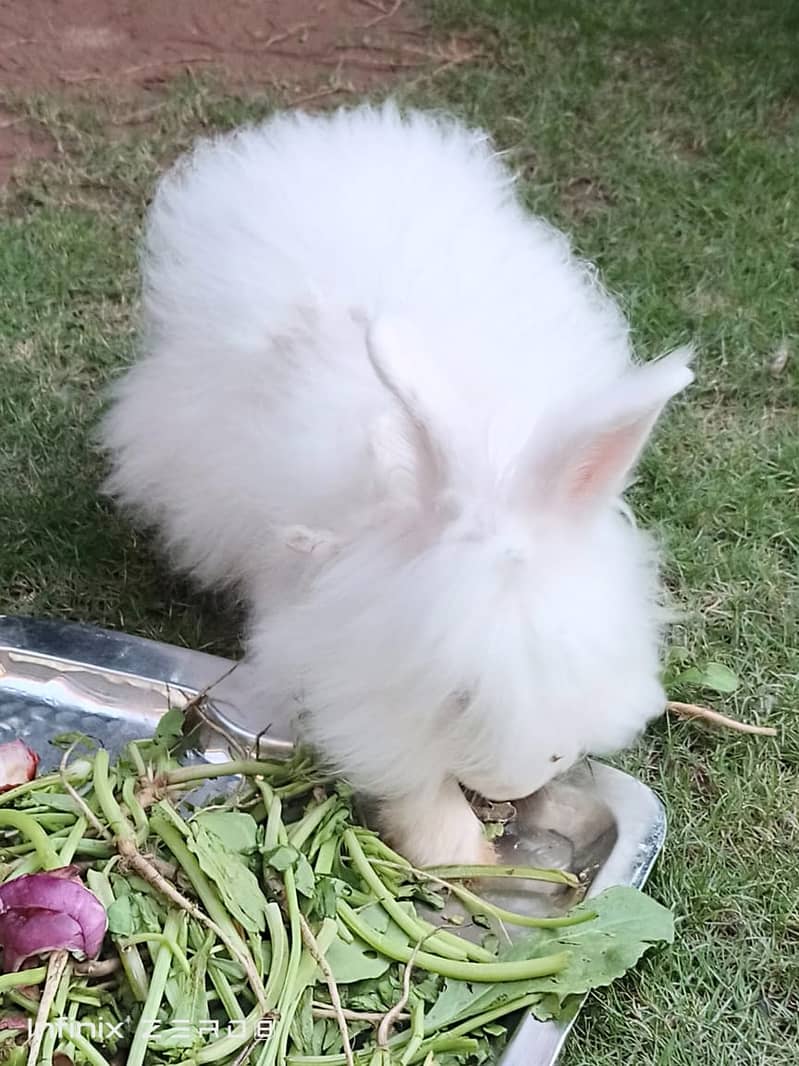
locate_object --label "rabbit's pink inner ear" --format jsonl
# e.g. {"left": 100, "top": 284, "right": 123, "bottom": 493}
{"left": 519, "top": 348, "right": 694, "bottom": 512}
{"left": 562, "top": 414, "right": 658, "bottom": 504}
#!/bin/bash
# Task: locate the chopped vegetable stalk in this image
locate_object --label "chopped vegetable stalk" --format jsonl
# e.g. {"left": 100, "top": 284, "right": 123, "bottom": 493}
{"left": 0, "top": 723, "right": 674, "bottom": 1066}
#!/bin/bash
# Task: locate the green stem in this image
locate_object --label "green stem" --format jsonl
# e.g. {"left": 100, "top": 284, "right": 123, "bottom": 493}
{"left": 400, "top": 995, "right": 425, "bottom": 1066}
{"left": 276, "top": 778, "right": 335, "bottom": 799}
{"left": 374, "top": 860, "right": 597, "bottom": 930}
{"left": 406, "top": 1037, "right": 478, "bottom": 1062}
{"left": 337, "top": 901, "right": 570, "bottom": 982}
{"left": 415, "top": 991, "right": 540, "bottom": 1058}
{"left": 261, "top": 920, "right": 338, "bottom": 1066}
{"left": 194, "top": 1006, "right": 264, "bottom": 1064}
{"left": 92, "top": 749, "right": 134, "bottom": 842}
{"left": 268, "top": 868, "right": 301, "bottom": 1066}
{"left": 74, "top": 839, "right": 115, "bottom": 859}
{"left": 8, "top": 990, "right": 39, "bottom": 1013}
{"left": 0, "top": 763, "right": 93, "bottom": 807}
{"left": 58, "top": 815, "right": 87, "bottom": 865}
{"left": 288, "top": 796, "right": 338, "bottom": 850}
{"left": 122, "top": 776, "right": 150, "bottom": 844}
{"left": 119, "top": 933, "right": 191, "bottom": 975}
{"left": 5, "top": 852, "right": 44, "bottom": 879}
{"left": 85, "top": 869, "right": 150, "bottom": 1002}
{"left": 314, "top": 837, "right": 337, "bottom": 876}
{"left": 343, "top": 829, "right": 491, "bottom": 964}
{"left": 164, "top": 760, "right": 286, "bottom": 786}
{"left": 0, "top": 839, "right": 38, "bottom": 856}
{"left": 39, "top": 956, "right": 74, "bottom": 1066}
{"left": 208, "top": 961, "right": 245, "bottom": 1021}
{"left": 264, "top": 900, "right": 289, "bottom": 1011}
{"left": 354, "top": 830, "right": 412, "bottom": 869}
{"left": 62, "top": 1027, "right": 111, "bottom": 1066}
{"left": 126, "top": 910, "right": 182, "bottom": 1066}
{"left": 127, "top": 740, "right": 148, "bottom": 778}
{"left": 264, "top": 793, "right": 283, "bottom": 852}
{"left": 423, "top": 864, "right": 580, "bottom": 887}
{"left": 0, "top": 811, "right": 61, "bottom": 869}
{"left": 19, "top": 812, "right": 75, "bottom": 830}
{"left": 0, "top": 967, "right": 47, "bottom": 991}
{"left": 307, "top": 810, "right": 349, "bottom": 865}
{"left": 254, "top": 781, "right": 302, "bottom": 1066}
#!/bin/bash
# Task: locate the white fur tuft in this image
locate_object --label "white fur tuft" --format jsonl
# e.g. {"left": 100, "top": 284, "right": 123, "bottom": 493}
{"left": 100, "top": 102, "right": 692, "bottom": 865}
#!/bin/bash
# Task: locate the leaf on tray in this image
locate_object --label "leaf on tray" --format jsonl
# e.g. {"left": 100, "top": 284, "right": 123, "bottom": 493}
{"left": 265, "top": 844, "right": 300, "bottom": 871}
{"left": 326, "top": 932, "right": 392, "bottom": 983}
{"left": 530, "top": 991, "right": 583, "bottom": 1024}
{"left": 294, "top": 852, "right": 316, "bottom": 898}
{"left": 23, "top": 792, "right": 83, "bottom": 813}
{"left": 48, "top": 732, "right": 99, "bottom": 752}
{"left": 424, "top": 887, "right": 674, "bottom": 1029}
{"left": 186, "top": 821, "right": 269, "bottom": 934}
{"left": 192, "top": 810, "right": 258, "bottom": 854}
{"left": 326, "top": 903, "right": 410, "bottom": 984}
{"left": 526, "top": 885, "right": 674, "bottom": 1006}
{"left": 310, "top": 876, "right": 341, "bottom": 920}
{"left": 106, "top": 886, "right": 163, "bottom": 937}
{"left": 151, "top": 706, "right": 185, "bottom": 751}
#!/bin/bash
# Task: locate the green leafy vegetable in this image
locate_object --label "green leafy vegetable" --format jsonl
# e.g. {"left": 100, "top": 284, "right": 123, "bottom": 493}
{"left": 193, "top": 810, "right": 259, "bottom": 854}
{"left": 151, "top": 705, "right": 185, "bottom": 750}
{"left": 0, "top": 724, "right": 674, "bottom": 1066}
{"left": 186, "top": 819, "right": 270, "bottom": 934}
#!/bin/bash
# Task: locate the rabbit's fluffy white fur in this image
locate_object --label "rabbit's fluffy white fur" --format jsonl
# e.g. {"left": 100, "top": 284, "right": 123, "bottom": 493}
{"left": 100, "top": 102, "right": 693, "bottom": 866}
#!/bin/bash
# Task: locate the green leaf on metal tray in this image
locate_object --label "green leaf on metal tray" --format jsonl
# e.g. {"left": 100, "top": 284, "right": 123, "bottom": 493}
{"left": 186, "top": 820, "right": 270, "bottom": 934}
{"left": 423, "top": 887, "right": 674, "bottom": 1030}
{"left": 193, "top": 810, "right": 259, "bottom": 854}
{"left": 152, "top": 706, "right": 185, "bottom": 750}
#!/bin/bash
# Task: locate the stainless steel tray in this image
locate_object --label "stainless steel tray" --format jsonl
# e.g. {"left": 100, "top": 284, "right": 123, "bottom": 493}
{"left": 0, "top": 615, "right": 667, "bottom": 1065}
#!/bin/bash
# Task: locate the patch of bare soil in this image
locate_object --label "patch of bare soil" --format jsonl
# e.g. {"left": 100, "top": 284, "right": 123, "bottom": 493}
{"left": 0, "top": 0, "right": 424, "bottom": 92}
{"left": 0, "top": 1, "right": 475, "bottom": 187}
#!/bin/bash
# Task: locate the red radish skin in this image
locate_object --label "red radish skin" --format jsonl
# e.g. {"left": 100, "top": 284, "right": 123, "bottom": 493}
{"left": 0, "top": 870, "right": 107, "bottom": 971}
{"left": 0, "top": 741, "right": 39, "bottom": 792}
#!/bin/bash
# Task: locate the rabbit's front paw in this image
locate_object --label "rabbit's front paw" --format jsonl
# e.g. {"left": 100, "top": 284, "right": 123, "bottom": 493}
{"left": 380, "top": 778, "right": 498, "bottom": 867}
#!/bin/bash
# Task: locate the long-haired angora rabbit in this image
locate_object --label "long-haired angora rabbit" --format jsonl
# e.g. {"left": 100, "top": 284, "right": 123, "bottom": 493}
{"left": 100, "top": 102, "right": 693, "bottom": 867}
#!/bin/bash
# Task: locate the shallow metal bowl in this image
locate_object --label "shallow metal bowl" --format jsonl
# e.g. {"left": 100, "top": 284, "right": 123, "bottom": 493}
{"left": 0, "top": 615, "right": 666, "bottom": 1064}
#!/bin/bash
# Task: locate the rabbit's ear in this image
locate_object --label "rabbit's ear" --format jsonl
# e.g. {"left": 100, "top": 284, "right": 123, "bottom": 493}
{"left": 365, "top": 317, "right": 451, "bottom": 505}
{"left": 513, "top": 347, "right": 694, "bottom": 512}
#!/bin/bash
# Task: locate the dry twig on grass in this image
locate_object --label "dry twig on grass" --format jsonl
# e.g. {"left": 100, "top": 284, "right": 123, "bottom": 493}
{"left": 667, "top": 701, "right": 777, "bottom": 737}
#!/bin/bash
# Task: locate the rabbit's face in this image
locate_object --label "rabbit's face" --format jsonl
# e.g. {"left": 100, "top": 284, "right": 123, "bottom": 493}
{"left": 403, "top": 494, "right": 668, "bottom": 801}
{"left": 250, "top": 320, "right": 692, "bottom": 804}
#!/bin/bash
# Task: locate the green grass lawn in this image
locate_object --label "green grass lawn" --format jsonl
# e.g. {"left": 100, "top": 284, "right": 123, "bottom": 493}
{"left": 1, "top": 0, "right": 798, "bottom": 1062}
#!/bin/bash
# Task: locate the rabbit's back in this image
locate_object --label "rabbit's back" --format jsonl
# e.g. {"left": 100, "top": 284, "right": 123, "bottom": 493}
{"left": 144, "top": 104, "right": 631, "bottom": 429}
{"left": 102, "top": 104, "right": 634, "bottom": 589}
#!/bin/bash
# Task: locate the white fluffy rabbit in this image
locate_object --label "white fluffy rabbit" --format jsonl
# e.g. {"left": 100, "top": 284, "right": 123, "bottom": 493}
{"left": 100, "top": 102, "right": 693, "bottom": 866}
